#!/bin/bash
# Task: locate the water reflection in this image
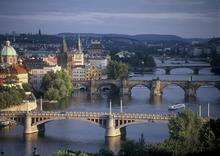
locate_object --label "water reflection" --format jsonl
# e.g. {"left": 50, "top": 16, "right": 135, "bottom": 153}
{"left": 105, "top": 136, "right": 121, "bottom": 154}
{"left": 1, "top": 68, "right": 220, "bottom": 155}
{"left": 24, "top": 133, "right": 39, "bottom": 156}
{"left": 150, "top": 96, "right": 162, "bottom": 105}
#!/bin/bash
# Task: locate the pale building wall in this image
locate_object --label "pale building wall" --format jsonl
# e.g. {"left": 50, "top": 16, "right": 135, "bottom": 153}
{"left": 1, "top": 101, "right": 37, "bottom": 111}
{"left": 29, "top": 65, "right": 61, "bottom": 90}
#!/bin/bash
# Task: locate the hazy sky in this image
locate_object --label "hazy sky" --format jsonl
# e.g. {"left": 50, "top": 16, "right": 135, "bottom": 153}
{"left": 0, "top": 0, "right": 219, "bottom": 38}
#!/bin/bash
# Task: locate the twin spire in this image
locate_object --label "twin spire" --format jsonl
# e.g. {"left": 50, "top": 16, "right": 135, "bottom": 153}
{"left": 62, "top": 35, "right": 82, "bottom": 53}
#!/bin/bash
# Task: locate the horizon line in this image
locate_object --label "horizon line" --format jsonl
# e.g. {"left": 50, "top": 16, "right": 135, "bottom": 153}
{"left": 0, "top": 31, "right": 219, "bottom": 39}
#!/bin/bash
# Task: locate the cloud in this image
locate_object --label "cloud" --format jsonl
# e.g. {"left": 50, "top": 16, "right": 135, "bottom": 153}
{"left": 0, "top": 0, "right": 218, "bottom": 37}
{"left": 0, "top": 11, "right": 217, "bottom": 24}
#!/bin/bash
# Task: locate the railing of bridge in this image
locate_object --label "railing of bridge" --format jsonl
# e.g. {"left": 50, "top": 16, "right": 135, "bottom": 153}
{"left": 0, "top": 111, "right": 176, "bottom": 120}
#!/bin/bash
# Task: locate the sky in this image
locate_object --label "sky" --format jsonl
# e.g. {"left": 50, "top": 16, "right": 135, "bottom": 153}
{"left": 0, "top": 0, "right": 219, "bottom": 38}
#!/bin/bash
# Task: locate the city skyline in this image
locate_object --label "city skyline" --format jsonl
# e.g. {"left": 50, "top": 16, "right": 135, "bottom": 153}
{"left": 0, "top": 0, "right": 219, "bottom": 38}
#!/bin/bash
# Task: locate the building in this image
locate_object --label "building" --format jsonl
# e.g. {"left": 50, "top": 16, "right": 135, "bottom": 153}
{"left": 43, "top": 55, "right": 58, "bottom": 66}
{"left": 1, "top": 41, "right": 17, "bottom": 65}
{"left": 29, "top": 65, "right": 61, "bottom": 90}
{"left": 72, "top": 37, "right": 84, "bottom": 66}
{"left": 87, "top": 57, "right": 109, "bottom": 70}
{"left": 192, "top": 47, "right": 203, "bottom": 56}
{"left": 87, "top": 40, "right": 104, "bottom": 57}
{"left": 0, "top": 40, "right": 28, "bottom": 86}
{"left": 71, "top": 36, "right": 86, "bottom": 80}
{"left": 72, "top": 65, "right": 102, "bottom": 81}
{"left": 24, "top": 50, "right": 58, "bottom": 58}
{"left": 72, "top": 65, "right": 86, "bottom": 81}
{"left": 86, "top": 40, "right": 110, "bottom": 70}
{"left": 0, "top": 64, "right": 28, "bottom": 86}
{"left": 85, "top": 65, "right": 102, "bottom": 80}
{"left": 58, "top": 36, "right": 68, "bottom": 68}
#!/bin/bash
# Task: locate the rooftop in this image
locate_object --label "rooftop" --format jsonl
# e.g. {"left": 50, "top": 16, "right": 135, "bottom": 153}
{"left": 1, "top": 41, "right": 17, "bottom": 56}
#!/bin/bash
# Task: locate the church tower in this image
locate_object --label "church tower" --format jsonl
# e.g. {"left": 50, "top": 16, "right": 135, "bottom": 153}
{"left": 72, "top": 35, "right": 84, "bottom": 66}
{"left": 62, "top": 36, "right": 68, "bottom": 53}
{"left": 58, "top": 36, "right": 69, "bottom": 68}
{"left": 77, "top": 35, "right": 82, "bottom": 52}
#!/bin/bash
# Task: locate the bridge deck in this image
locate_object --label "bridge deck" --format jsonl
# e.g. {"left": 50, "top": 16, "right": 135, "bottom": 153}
{"left": 0, "top": 111, "right": 175, "bottom": 120}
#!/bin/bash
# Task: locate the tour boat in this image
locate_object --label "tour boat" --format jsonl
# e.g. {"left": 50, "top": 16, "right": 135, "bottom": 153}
{"left": 168, "top": 103, "right": 185, "bottom": 110}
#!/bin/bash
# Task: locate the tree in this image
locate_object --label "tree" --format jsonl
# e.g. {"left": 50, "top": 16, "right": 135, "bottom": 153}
{"left": 159, "top": 109, "right": 216, "bottom": 155}
{"left": 107, "top": 60, "right": 128, "bottom": 80}
{"left": 98, "top": 149, "right": 114, "bottom": 156}
{"left": 41, "top": 69, "right": 73, "bottom": 101}
{"left": 45, "top": 88, "right": 60, "bottom": 101}
{"left": 0, "top": 86, "right": 26, "bottom": 109}
{"left": 119, "top": 134, "right": 149, "bottom": 156}
{"left": 56, "top": 70, "right": 73, "bottom": 95}
{"left": 22, "top": 83, "right": 32, "bottom": 92}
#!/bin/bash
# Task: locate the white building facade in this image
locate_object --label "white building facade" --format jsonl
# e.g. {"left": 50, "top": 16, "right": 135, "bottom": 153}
{"left": 29, "top": 65, "right": 61, "bottom": 90}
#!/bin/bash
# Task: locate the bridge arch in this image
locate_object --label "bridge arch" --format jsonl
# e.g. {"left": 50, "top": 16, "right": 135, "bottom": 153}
{"left": 115, "top": 118, "right": 168, "bottom": 129}
{"left": 161, "top": 83, "right": 186, "bottom": 98}
{"left": 31, "top": 117, "right": 107, "bottom": 129}
{"left": 169, "top": 67, "right": 194, "bottom": 75}
{"left": 195, "top": 83, "right": 220, "bottom": 98}
{"left": 72, "top": 81, "right": 90, "bottom": 91}
{"left": 198, "top": 67, "right": 212, "bottom": 74}
{"left": 2, "top": 116, "right": 25, "bottom": 126}
{"left": 96, "top": 83, "right": 120, "bottom": 95}
{"left": 128, "top": 83, "right": 151, "bottom": 97}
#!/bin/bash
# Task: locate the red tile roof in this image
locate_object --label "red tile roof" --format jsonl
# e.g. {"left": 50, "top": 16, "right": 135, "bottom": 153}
{"left": 0, "top": 65, "right": 28, "bottom": 75}
{"left": 11, "top": 65, "right": 28, "bottom": 74}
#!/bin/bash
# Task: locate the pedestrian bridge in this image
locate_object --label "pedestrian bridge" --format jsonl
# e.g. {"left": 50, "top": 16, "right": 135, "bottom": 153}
{"left": 0, "top": 111, "right": 175, "bottom": 137}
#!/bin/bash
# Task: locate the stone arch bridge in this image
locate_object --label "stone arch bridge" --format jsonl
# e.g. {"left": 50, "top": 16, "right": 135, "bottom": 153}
{"left": 73, "top": 79, "right": 220, "bottom": 99}
{"left": 155, "top": 64, "right": 211, "bottom": 75}
{"left": 0, "top": 111, "right": 174, "bottom": 137}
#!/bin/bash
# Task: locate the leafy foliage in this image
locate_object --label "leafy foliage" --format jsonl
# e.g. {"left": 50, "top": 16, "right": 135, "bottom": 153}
{"left": 120, "top": 110, "right": 220, "bottom": 156}
{"left": 159, "top": 109, "right": 217, "bottom": 155}
{"left": 0, "top": 86, "right": 26, "bottom": 109}
{"left": 22, "top": 83, "right": 33, "bottom": 92}
{"left": 41, "top": 69, "right": 73, "bottom": 101}
{"left": 111, "top": 52, "right": 156, "bottom": 70}
{"left": 54, "top": 149, "right": 113, "bottom": 156}
{"left": 107, "top": 60, "right": 129, "bottom": 80}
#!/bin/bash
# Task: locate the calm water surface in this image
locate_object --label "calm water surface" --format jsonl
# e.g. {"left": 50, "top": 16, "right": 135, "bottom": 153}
{"left": 1, "top": 68, "right": 220, "bottom": 156}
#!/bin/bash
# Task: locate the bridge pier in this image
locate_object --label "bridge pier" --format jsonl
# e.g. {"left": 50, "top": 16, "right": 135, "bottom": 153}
{"left": 185, "top": 87, "right": 197, "bottom": 100}
{"left": 122, "top": 80, "right": 131, "bottom": 96}
{"left": 165, "top": 68, "right": 171, "bottom": 75}
{"left": 193, "top": 68, "right": 199, "bottom": 75}
{"left": 121, "top": 87, "right": 131, "bottom": 96}
{"left": 150, "top": 95, "right": 162, "bottom": 105}
{"left": 24, "top": 113, "right": 38, "bottom": 134}
{"left": 150, "top": 80, "right": 163, "bottom": 98}
{"left": 105, "top": 115, "right": 121, "bottom": 137}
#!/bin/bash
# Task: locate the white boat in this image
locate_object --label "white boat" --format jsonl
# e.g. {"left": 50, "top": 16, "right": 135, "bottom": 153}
{"left": 0, "top": 121, "right": 10, "bottom": 127}
{"left": 168, "top": 103, "right": 185, "bottom": 110}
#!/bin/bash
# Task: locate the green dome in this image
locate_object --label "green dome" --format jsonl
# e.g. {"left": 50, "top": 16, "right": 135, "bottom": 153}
{"left": 1, "top": 41, "right": 17, "bottom": 56}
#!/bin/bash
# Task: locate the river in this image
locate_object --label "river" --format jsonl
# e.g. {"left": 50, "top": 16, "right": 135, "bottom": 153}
{"left": 0, "top": 68, "right": 220, "bottom": 156}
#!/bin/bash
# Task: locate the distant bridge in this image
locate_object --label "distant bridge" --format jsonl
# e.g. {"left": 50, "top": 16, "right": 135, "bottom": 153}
{"left": 155, "top": 64, "right": 211, "bottom": 75}
{"left": 0, "top": 111, "right": 175, "bottom": 137}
